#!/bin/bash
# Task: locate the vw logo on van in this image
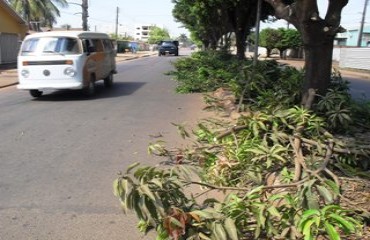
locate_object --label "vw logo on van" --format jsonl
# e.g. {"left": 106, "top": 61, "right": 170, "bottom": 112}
{"left": 43, "top": 70, "right": 51, "bottom": 76}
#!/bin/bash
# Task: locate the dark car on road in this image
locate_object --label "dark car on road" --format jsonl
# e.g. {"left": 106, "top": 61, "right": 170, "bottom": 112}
{"left": 158, "top": 40, "right": 179, "bottom": 56}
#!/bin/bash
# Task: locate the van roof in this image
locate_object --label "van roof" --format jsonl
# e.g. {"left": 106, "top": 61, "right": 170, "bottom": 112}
{"left": 24, "top": 31, "right": 111, "bottom": 40}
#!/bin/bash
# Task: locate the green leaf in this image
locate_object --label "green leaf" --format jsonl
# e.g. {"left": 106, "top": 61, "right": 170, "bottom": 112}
{"left": 169, "top": 216, "right": 183, "bottom": 228}
{"left": 140, "top": 184, "right": 156, "bottom": 202}
{"left": 322, "top": 205, "right": 341, "bottom": 215}
{"left": 301, "top": 209, "right": 320, "bottom": 220}
{"left": 328, "top": 213, "right": 355, "bottom": 233}
{"left": 149, "top": 178, "right": 163, "bottom": 188}
{"left": 324, "top": 180, "right": 340, "bottom": 195}
{"left": 224, "top": 218, "right": 238, "bottom": 240}
{"left": 299, "top": 209, "right": 320, "bottom": 231}
{"left": 113, "top": 178, "right": 120, "bottom": 197}
{"left": 126, "top": 162, "right": 140, "bottom": 174}
{"left": 214, "top": 223, "right": 227, "bottom": 240}
{"left": 305, "top": 189, "right": 319, "bottom": 210}
{"left": 267, "top": 206, "right": 281, "bottom": 219}
{"left": 245, "top": 148, "right": 266, "bottom": 155}
{"left": 190, "top": 210, "right": 214, "bottom": 220}
{"left": 316, "top": 185, "right": 334, "bottom": 203}
{"left": 324, "top": 222, "right": 340, "bottom": 240}
{"left": 198, "top": 232, "right": 212, "bottom": 240}
{"left": 302, "top": 219, "right": 315, "bottom": 240}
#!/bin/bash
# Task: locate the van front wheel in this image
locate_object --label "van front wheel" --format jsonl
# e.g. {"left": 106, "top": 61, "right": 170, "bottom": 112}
{"left": 30, "top": 90, "right": 43, "bottom": 98}
{"left": 104, "top": 73, "right": 113, "bottom": 88}
{"left": 83, "top": 77, "right": 96, "bottom": 97}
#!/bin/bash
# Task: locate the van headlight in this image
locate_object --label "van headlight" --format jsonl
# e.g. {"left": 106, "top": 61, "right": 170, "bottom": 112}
{"left": 21, "top": 69, "right": 30, "bottom": 78}
{"left": 64, "top": 67, "right": 76, "bottom": 77}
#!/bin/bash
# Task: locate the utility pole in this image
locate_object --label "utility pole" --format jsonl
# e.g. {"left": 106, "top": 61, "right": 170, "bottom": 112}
{"left": 253, "top": 0, "right": 262, "bottom": 67}
{"left": 238, "top": 0, "right": 262, "bottom": 112}
{"left": 115, "top": 7, "right": 119, "bottom": 39}
{"left": 357, "top": 0, "right": 369, "bottom": 47}
{"left": 82, "top": 0, "right": 88, "bottom": 31}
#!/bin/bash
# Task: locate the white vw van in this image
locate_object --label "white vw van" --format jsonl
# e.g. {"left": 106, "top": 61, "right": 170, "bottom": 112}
{"left": 17, "top": 31, "right": 116, "bottom": 97}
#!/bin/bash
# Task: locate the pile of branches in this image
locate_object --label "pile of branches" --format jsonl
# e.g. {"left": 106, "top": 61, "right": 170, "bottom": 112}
{"left": 114, "top": 53, "right": 370, "bottom": 239}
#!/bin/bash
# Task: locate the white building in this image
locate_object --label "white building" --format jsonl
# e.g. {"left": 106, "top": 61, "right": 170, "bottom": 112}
{"left": 94, "top": 24, "right": 133, "bottom": 38}
{"left": 134, "top": 24, "right": 162, "bottom": 42}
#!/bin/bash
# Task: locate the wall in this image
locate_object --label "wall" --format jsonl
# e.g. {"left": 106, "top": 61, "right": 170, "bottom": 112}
{"left": 0, "top": 2, "right": 28, "bottom": 64}
{"left": 339, "top": 48, "right": 370, "bottom": 70}
{"left": 0, "top": 6, "right": 27, "bottom": 39}
{"left": 332, "top": 48, "right": 341, "bottom": 62}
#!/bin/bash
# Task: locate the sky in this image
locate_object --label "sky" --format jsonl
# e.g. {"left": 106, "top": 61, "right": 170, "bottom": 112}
{"left": 56, "top": 0, "right": 369, "bottom": 37}
{"left": 261, "top": 0, "right": 369, "bottom": 30}
{"left": 56, "top": 0, "right": 187, "bottom": 38}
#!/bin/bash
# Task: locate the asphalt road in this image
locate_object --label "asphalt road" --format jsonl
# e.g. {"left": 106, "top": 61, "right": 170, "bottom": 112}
{"left": 346, "top": 75, "right": 370, "bottom": 100}
{"left": 0, "top": 52, "right": 207, "bottom": 240}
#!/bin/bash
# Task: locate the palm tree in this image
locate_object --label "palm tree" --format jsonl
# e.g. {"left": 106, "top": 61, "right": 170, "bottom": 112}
{"left": 9, "top": 0, "right": 68, "bottom": 30}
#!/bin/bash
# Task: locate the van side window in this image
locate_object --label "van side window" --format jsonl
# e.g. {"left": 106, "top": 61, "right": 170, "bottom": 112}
{"left": 82, "top": 39, "right": 96, "bottom": 53}
{"left": 103, "top": 39, "right": 113, "bottom": 52}
{"left": 92, "top": 39, "right": 104, "bottom": 52}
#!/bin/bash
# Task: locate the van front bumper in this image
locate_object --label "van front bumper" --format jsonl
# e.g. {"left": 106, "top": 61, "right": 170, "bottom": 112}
{"left": 17, "top": 81, "right": 83, "bottom": 90}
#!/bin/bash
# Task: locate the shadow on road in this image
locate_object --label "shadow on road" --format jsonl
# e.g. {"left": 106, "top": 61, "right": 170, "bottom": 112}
{"left": 31, "top": 82, "right": 146, "bottom": 101}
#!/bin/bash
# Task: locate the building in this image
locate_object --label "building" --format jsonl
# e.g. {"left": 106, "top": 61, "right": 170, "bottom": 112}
{"left": 347, "top": 26, "right": 370, "bottom": 47}
{"left": 335, "top": 26, "right": 370, "bottom": 47}
{"left": 0, "top": 0, "right": 28, "bottom": 64}
{"left": 95, "top": 24, "right": 132, "bottom": 38}
{"left": 134, "top": 24, "right": 161, "bottom": 42}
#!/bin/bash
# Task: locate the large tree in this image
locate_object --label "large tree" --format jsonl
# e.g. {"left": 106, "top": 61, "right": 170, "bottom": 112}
{"left": 9, "top": 0, "right": 68, "bottom": 29}
{"left": 172, "top": 0, "right": 229, "bottom": 49}
{"left": 173, "top": 0, "right": 274, "bottom": 59}
{"left": 275, "top": 28, "right": 302, "bottom": 59}
{"left": 259, "top": 28, "right": 282, "bottom": 57}
{"left": 221, "top": 0, "right": 273, "bottom": 59}
{"left": 147, "top": 26, "right": 171, "bottom": 44}
{"left": 265, "top": 0, "right": 348, "bottom": 102}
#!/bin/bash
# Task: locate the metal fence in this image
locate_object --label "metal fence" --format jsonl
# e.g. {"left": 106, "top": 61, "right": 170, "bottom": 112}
{"left": 0, "top": 32, "right": 20, "bottom": 64}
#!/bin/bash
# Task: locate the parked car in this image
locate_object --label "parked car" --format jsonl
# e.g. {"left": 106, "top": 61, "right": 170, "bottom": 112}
{"left": 17, "top": 31, "right": 117, "bottom": 98}
{"left": 158, "top": 40, "right": 179, "bottom": 56}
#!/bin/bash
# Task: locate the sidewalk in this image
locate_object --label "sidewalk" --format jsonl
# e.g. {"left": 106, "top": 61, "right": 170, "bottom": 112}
{"left": 277, "top": 59, "right": 370, "bottom": 79}
{"left": 0, "top": 51, "right": 157, "bottom": 89}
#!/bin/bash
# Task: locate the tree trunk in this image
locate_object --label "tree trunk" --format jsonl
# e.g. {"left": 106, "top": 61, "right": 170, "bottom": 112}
{"left": 266, "top": 48, "right": 271, "bottom": 58}
{"left": 265, "top": 0, "right": 349, "bottom": 105}
{"left": 235, "top": 33, "right": 246, "bottom": 59}
{"left": 303, "top": 39, "right": 334, "bottom": 98}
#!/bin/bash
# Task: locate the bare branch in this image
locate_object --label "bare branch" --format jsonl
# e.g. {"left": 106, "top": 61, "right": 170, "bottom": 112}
{"left": 264, "top": 0, "right": 298, "bottom": 26}
{"left": 325, "top": 0, "right": 349, "bottom": 27}
{"left": 188, "top": 179, "right": 307, "bottom": 192}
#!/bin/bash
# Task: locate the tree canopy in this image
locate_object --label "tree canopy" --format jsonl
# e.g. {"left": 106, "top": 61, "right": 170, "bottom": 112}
{"left": 147, "top": 26, "right": 171, "bottom": 44}
{"left": 9, "top": 0, "right": 68, "bottom": 29}
{"left": 172, "top": 0, "right": 274, "bottom": 59}
{"left": 259, "top": 28, "right": 302, "bottom": 58}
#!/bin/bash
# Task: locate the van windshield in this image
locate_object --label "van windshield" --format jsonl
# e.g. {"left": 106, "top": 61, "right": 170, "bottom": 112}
{"left": 21, "top": 37, "right": 81, "bottom": 56}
